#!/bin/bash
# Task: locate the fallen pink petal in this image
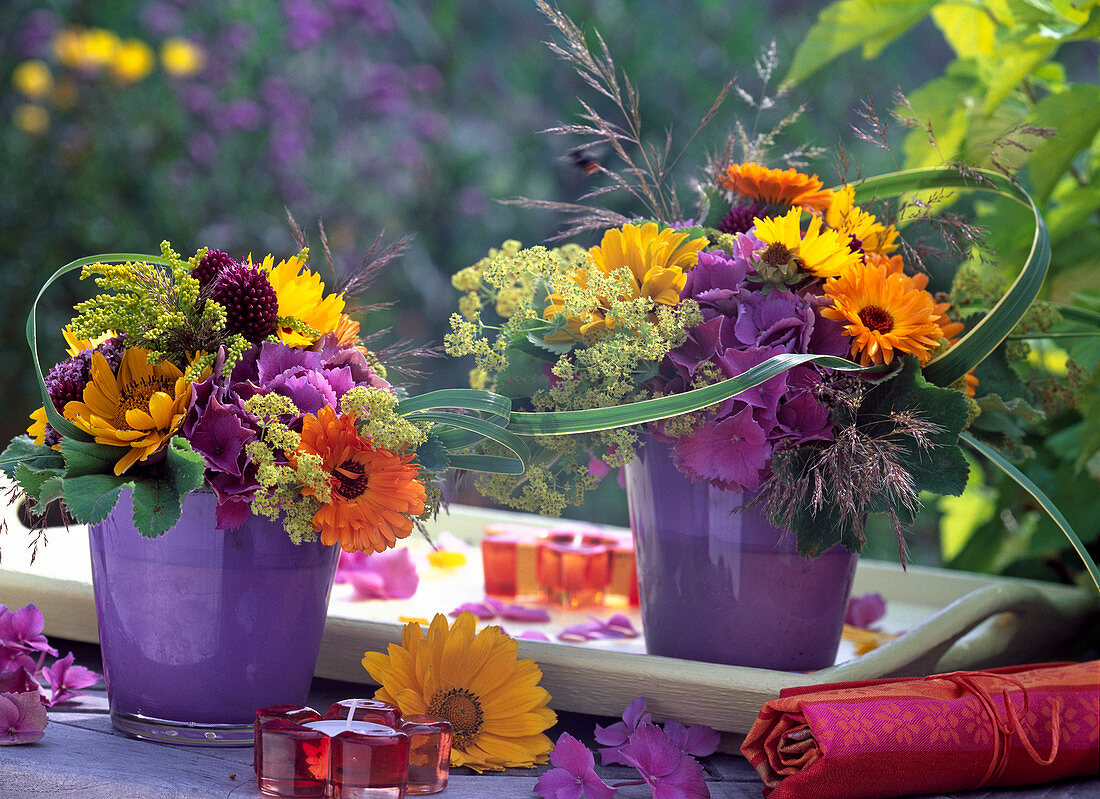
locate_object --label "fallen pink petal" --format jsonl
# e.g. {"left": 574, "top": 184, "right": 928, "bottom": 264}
{"left": 534, "top": 732, "right": 616, "bottom": 799}
{"left": 619, "top": 723, "right": 709, "bottom": 799}
{"left": 449, "top": 597, "right": 504, "bottom": 620}
{"left": 500, "top": 604, "right": 551, "bottom": 623}
{"left": 0, "top": 691, "right": 48, "bottom": 745}
{"left": 845, "top": 592, "right": 888, "bottom": 629}
{"left": 41, "top": 653, "right": 101, "bottom": 707}
{"left": 516, "top": 630, "right": 552, "bottom": 642}
{"left": 344, "top": 548, "right": 420, "bottom": 600}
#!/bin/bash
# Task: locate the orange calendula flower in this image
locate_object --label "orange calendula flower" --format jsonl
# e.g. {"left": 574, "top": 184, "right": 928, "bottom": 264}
{"left": 544, "top": 222, "right": 707, "bottom": 340}
{"left": 63, "top": 347, "right": 194, "bottom": 475}
{"left": 752, "top": 207, "right": 862, "bottom": 279}
{"left": 821, "top": 261, "right": 944, "bottom": 366}
{"left": 294, "top": 405, "right": 426, "bottom": 553}
{"left": 721, "top": 163, "right": 833, "bottom": 212}
{"left": 363, "top": 612, "right": 555, "bottom": 772}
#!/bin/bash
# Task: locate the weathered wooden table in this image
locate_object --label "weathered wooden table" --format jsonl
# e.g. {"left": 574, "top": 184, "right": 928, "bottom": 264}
{"left": 2, "top": 640, "right": 1096, "bottom": 799}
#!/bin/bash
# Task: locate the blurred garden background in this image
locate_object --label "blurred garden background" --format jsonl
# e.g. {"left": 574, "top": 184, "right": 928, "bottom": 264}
{"left": 2, "top": 0, "right": 1097, "bottom": 584}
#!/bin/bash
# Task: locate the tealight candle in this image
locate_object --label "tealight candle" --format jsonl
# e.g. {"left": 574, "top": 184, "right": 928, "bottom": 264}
{"left": 481, "top": 523, "right": 546, "bottom": 600}
{"left": 400, "top": 715, "right": 452, "bottom": 795}
{"left": 537, "top": 528, "right": 613, "bottom": 608}
{"left": 324, "top": 698, "right": 402, "bottom": 728}
{"left": 254, "top": 704, "right": 322, "bottom": 780}
{"left": 257, "top": 717, "right": 330, "bottom": 798}
{"left": 327, "top": 724, "right": 410, "bottom": 799}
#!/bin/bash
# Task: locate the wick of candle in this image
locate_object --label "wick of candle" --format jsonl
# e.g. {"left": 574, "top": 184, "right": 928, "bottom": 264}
{"left": 346, "top": 699, "right": 359, "bottom": 730}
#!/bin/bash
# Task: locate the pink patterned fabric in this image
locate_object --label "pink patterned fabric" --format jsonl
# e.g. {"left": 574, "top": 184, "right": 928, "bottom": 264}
{"left": 742, "top": 661, "right": 1100, "bottom": 799}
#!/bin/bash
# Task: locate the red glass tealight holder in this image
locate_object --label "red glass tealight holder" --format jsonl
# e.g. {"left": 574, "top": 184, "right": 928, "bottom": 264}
{"left": 324, "top": 722, "right": 410, "bottom": 799}
{"left": 257, "top": 717, "right": 330, "bottom": 798}
{"left": 254, "top": 704, "right": 322, "bottom": 779}
{"left": 400, "top": 715, "right": 452, "bottom": 795}
{"left": 481, "top": 523, "right": 546, "bottom": 600}
{"left": 602, "top": 532, "right": 639, "bottom": 608}
{"left": 537, "top": 528, "right": 614, "bottom": 608}
{"left": 324, "top": 698, "right": 402, "bottom": 728}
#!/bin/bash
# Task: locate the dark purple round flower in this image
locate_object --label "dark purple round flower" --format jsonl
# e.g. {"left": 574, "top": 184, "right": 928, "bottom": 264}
{"left": 209, "top": 264, "right": 279, "bottom": 342}
{"left": 191, "top": 249, "right": 236, "bottom": 289}
{"left": 717, "top": 202, "right": 764, "bottom": 235}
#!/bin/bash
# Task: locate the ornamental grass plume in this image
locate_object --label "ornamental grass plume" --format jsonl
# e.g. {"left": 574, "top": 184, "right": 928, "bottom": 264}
{"left": 363, "top": 612, "right": 556, "bottom": 772}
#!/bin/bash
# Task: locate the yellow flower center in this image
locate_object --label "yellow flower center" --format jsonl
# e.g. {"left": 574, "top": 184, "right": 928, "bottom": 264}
{"left": 858, "top": 305, "right": 894, "bottom": 334}
{"left": 114, "top": 376, "right": 174, "bottom": 429}
{"left": 428, "top": 687, "right": 484, "bottom": 748}
{"left": 333, "top": 459, "right": 369, "bottom": 499}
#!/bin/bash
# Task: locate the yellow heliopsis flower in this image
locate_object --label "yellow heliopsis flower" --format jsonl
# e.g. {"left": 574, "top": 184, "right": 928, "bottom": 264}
{"left": 12, "top": 60, "right": 53, "bottom": 100}
{"left": 821, "top": 260, "right": 943, "bottom": 366}
{"left": 161, "top": 38, "right": 205, "bottom": 78}
{"left": 721, "top": 163, "right": 833, "bottom": 211}
{"left": 256, "top": 254, "right": 346, "bottom": 347}
{"left": 63, "top": 347, "right": 194, "bottom": 475}
{"left": 752, "top": 206, "right": 862, "bottom": 279}
{"left": 363, "top": 612, "right": 556, "bottom": 772}
{"left": 110, "top": 39, "right": 155, "bottom": 84}
{"left": 824, "top": 186, "right": 898, "bottom": 256}
{"left": 27, "top": 407, "right": 53, "bottom": 448}
{"left": 63, "top": 325, "right": 116, "bottom": 356}
{"left": 544, "top": 222, "right": 707, "bottom": 340}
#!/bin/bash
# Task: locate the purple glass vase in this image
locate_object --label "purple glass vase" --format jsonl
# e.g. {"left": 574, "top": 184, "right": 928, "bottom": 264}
{"left": 624, "top": 438, "right": 858, "bottom": 671}
{"left": 88, "top": 490, "right": 339, "bottom": 745}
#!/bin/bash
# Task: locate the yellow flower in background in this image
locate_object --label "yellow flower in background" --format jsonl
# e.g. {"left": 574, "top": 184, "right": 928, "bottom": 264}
{"left": 12, "top": 60, "right": 53, "bottom": 100}
{"left": 363, "top": 612, "right": 555, "bottom": 772}
{"left": 825, "top": 186, "right": 898, "bottom": 256}
{"left": 161, "top": 38, "right": 205, "bottom": 77}
{"left": 753, "top": 206, "right": 862, "bottom": 279}
{"left": 13, "top": 104, "right": 49, "bottom": 136}
{"left": 63, "top": 347, "right": 194, "bottom": 475}
{"left": 54, "top": 27, "right": 120, "bottom": 71}
{"left": 257, "top": 254, "right": 346, "bottom": 347}
{"left": 111, "top": 39, "right": 155, "bottom": 84}
{"left": 544, "top": 222, "right": 707, "bottom": 340}
{"left": 821, "top": 260, "right": 943, "bottom": 366}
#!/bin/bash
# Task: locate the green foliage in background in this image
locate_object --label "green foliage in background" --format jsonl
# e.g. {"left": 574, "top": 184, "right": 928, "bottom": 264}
{"left": 791, "top": 0, "right": 1100, "bottom": 585}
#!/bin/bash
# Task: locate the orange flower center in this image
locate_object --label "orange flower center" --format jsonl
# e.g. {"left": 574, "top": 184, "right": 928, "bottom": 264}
{"left": 428, "top": 687, "right": 484, "bottom": 748}
{"left": 333, "top": 458, "right": 369, "bottom": 499}
{"left": 113, "top": 376, "right": 174, "bottom": 429}
{"left": 858, "top": 305, "right": 894, "bottom": 334}
{"left": 760, "top": 241, "right": 794, "bottom": 267}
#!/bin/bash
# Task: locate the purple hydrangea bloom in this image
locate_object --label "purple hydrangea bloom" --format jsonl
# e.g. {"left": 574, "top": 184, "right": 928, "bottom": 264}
{"left": 652, "top": 230, "right": 849, "bottom": 490}
{"left": 184, "top": 338, "right": 391, "bottom": 528}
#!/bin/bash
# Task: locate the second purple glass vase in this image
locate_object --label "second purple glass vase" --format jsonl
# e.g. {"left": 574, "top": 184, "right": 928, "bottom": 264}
{"left": 624, "top": 438, "right": 858, "bottom": 671}
{"left": 88, "top": 490, "right": 339, "bottom": 745}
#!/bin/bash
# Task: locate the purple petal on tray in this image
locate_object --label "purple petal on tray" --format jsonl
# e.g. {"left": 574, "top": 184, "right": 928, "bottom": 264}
{"left": 516, "top": 630, "right": 551, "bottom": 642}
{"left": 501, "top": 604, "right": 551, "bottom": 623}
{"left": 845, "top": 592, "right": 887, "bottom": 629}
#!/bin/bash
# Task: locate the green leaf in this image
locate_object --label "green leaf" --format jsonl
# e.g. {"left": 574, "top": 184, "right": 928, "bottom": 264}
{"left": 0, "top": 435, "right": 64, "bottom": 479}
{"left": 61, "top": 474, "right": 132, "bottom": 525}
{"left": 13, "top": 466, "right": 65, "bottom": 503}
{"left": 130, "top": 479, "right": 183, "bottom": 539}
{"left": 60, "top": 437, "right": 125, "bottom": 478}
{"left": 858, "top": 357, "right": 971, "bottom": 502}
{"left": 1026, "top": 84, "right": 1100, "bottom": 202}
{"left": 445, "top": 454, "right": 526, "bottom": 475}
{"left": 403, "top": 410, "right": 531, "bottom": 472}
{"left": 785, "top": 0, "right": 939, "bottom": 86}
{"left": 165, "top": 437, "right": 207, "bottom": 497}
{"left": 523, "top": 330, "right": 574, "bottom": 357}
{"left": 962, "top": 432, "right": 1100, "bottom": 592}
{"left": 413, "top": 434, "right": 451, "bottom": 475}
{"left": 396, "top": 388, "right": 511, "bottom": 419}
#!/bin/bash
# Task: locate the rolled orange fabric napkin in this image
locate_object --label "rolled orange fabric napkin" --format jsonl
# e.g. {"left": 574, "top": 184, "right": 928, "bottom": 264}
{"left": 741, "top": 661, "right": 1099, "bottom": 799}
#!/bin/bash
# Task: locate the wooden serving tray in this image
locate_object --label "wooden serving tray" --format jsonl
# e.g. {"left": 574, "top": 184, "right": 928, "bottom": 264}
{"left": 2, "top": 498, "right": 1096, "bottom": 734}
